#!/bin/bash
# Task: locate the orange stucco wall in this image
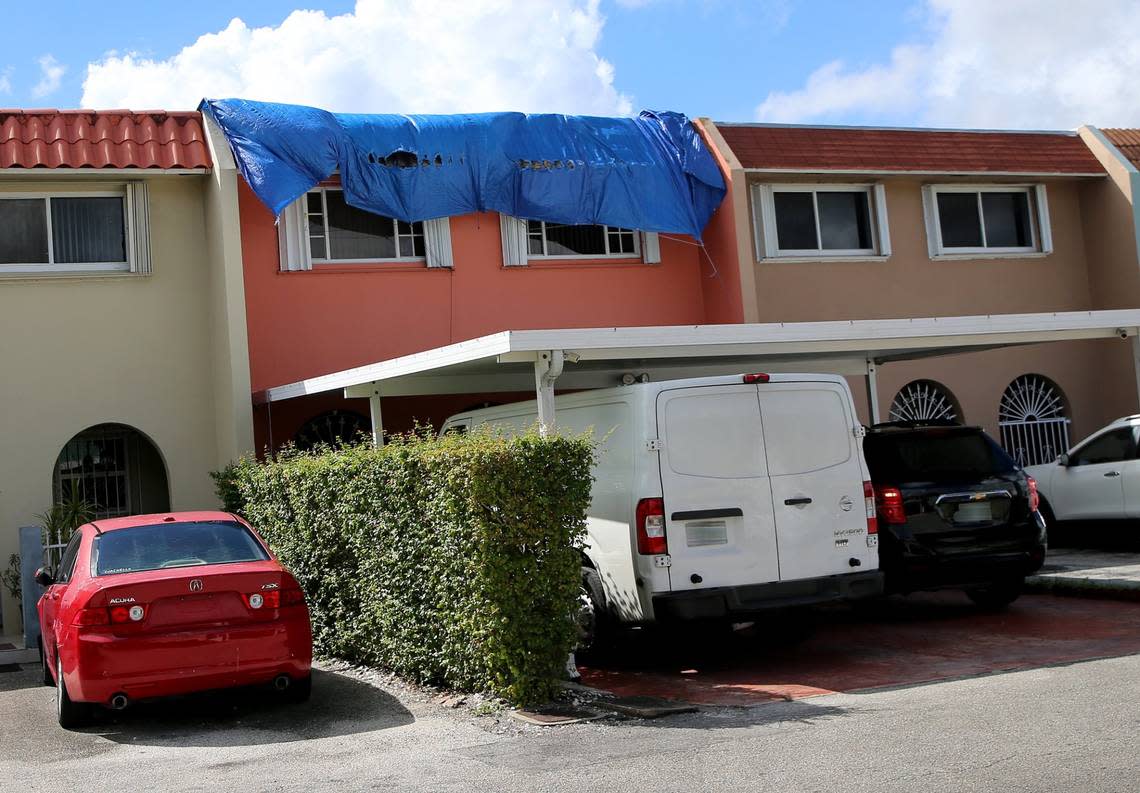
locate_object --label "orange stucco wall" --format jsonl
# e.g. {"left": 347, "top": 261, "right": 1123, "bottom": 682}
{"left": 238, "top": 180, "right": 716, "bottom": 395}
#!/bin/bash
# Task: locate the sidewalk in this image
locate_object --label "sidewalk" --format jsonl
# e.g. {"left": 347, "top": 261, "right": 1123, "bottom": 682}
{"left": 1027, "top": 548, "right": 1140, "bottom": 598}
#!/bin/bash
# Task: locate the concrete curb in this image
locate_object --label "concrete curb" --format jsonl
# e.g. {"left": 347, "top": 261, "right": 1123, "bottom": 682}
{"left": 1026, "top": 574, "right": 1140, "bottom": 600}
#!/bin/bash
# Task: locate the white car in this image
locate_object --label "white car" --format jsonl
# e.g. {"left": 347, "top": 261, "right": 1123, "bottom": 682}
{"left": 1025, "top": 415, "right": 1140, "bottom": 523}
{"left": 442, "top": 372, "right": 883, "bottom": 642}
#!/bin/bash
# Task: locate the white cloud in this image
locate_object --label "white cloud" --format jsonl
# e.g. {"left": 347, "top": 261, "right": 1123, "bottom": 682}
{"left": 32, "top": 55, "right": 65, "bottom": 99}
{"left": 0, "top": 67, "right": 12, "bottom": 96}
{"left": 80, "top": 0, "right": 632, "bottom": 115}
{"left": 756, "top": 0, "right": 1140, "bottom": 129}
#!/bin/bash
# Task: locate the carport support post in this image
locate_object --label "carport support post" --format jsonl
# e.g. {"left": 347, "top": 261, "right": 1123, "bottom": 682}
{"left": 369, "top": 387, "right": 384, "bottom": 447}
{"left": 534, "top": 350, "right": 564, "bottom": 437}
{"left": 866, "top": 358, "right": 882, "bottom": 425}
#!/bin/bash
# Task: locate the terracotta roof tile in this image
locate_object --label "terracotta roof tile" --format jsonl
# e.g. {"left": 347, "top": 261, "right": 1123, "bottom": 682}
{"left": 717, "top": 124, "right": 1104, "bottom": 175}
{"left": 0, "top": 109, "right": 211, "bottom": 170}
{"left": 1102, "top": 128, "right": 1140, "bottom": 169}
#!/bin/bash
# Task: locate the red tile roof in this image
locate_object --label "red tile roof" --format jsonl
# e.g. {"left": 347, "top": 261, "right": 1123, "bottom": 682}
{"left": 1101, "top": 129, "right": 1140, "bottom": 169}
{"left": 0, "top": 110, "right": 211, "bottom": 170}
{"left": 716, "top": 123, "right": 1104, "bottom": 175}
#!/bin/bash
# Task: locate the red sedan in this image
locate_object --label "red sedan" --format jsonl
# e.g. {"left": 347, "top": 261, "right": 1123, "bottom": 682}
{"left": 36, "top": 511, "right": 313, "bottom": 728}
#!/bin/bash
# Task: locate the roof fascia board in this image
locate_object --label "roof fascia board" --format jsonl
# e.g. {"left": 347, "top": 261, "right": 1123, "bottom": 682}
{"left": 742, "top": 167, "right": 1104, "bottom": 178}
{"left": 0, "top": 168, "right": 208, "bottom": 177}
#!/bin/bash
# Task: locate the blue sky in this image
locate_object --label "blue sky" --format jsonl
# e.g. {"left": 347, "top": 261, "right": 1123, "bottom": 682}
{"left": 1, "top": 1, "right": 1136, "bottom": 129}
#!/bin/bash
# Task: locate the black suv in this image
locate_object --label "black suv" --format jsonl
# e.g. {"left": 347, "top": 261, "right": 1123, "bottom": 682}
{"left": 863, "top": 421, "right": 1047, "bottom": 607}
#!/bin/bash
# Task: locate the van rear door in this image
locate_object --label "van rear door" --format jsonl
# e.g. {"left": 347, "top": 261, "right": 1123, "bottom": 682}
{"left": 656, "top": 384, "right": 779, "bottom": 591}
{"left": 758, "top": 382, "right": 873, "bottom": 581}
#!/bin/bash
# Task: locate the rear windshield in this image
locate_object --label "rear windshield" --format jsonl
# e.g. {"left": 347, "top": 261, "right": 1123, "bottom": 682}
{"left": 92, "top": 521, "right": 270, "bottom": 577}
{"left": 864, "top": 429, "right": 1017, "bottom": 484}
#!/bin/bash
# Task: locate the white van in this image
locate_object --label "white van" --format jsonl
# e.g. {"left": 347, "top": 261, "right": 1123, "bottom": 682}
{"left": 441, "top": 372, "right": 882, "bottom": 633}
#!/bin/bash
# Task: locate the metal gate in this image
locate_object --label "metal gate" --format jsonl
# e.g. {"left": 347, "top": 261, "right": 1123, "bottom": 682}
{"left": 999, "top": 374, "right": 1071, "bottom": 466}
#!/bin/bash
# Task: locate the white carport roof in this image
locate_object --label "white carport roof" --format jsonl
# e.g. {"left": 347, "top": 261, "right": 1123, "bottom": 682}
{"left": 260, "top": 309, "right": 1140, "bottom": 407}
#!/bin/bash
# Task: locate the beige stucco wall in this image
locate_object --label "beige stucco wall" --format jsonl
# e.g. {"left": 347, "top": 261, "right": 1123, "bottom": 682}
{"left": 0, "top": 174, "right": 253, "bottom": 632}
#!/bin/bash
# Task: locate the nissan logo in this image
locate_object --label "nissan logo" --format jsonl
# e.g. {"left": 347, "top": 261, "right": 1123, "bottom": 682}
{"left": 189, "top": 579, "right": 204, "bottom": 592}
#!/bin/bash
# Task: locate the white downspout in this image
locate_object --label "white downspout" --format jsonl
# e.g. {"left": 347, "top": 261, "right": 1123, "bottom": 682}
{"left": 534, "top": 350, "right": 564, "bottom": 437}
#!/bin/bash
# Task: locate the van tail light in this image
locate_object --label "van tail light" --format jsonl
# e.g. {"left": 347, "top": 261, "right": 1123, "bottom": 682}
{"left": 863, "top": 481, "right": 880, "bottom": 535}
{"left": 243, "top": 588, "right": 306, "bottom": 611}
{"left": 875, "top": 485, "right": 907, "bottom": 525}
{"left": 1027, "top": 476, "right": 1040, "bottom": 512}
{"left": 743, "top": 373, "right": 770, "bottom": 384}
{"left": 636, "top": 497, "right": 668, "bottom": 555}
{"left": 76, "top": 604, "right": 147, "bottom": 626}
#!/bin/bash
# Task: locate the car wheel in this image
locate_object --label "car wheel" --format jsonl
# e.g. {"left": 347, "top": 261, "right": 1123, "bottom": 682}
{"left": 285, "top": 674, "right": 312, "bottom": 704}
{"left": 56, "top": 653, "right": 90, "bottom": 729}
{"left": 966, "top": 577, "right": 1024, "bottom": 610}
{"left": 40, "top": 639, "right": 53, "bottom": 687}
{"left": 576, "top": 567, "right": 609, "bottom": 657}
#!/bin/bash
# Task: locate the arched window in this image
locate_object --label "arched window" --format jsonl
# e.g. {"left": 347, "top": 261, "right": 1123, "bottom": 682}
{"left": 998, "top": 374, "right": 1071, "bottom": 466}
{"left": 889, "top": 380, "right": 961, "bottom": 423}
{"left": 294, "top": 410, "right": 370, "bottom": 451}
{"left": 52, "top": 423, "right": 170, "bottom": 520}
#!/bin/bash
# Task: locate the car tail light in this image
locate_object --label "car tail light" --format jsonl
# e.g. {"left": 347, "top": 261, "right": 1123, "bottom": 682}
{"left": 875, "top": 485, "right": 907, "bottom": 525}
{"left": 1027, "top": 476, "right": 1040, "bottom": 512}
{"left": 636, "top": 497, "right": 668, "bottom": 555}
{"left": 109, "top": 604, "right": 148, "bottom": 624}
{"left": 743, "top": 373, "right": 770, "bottom": 384}
{"left": 244, "top": 588, "right": 306, "bottom": 610}
{"left": 75, "top": 608, "right": 110, "bottom": 626}
{"left": 863, "top": 481, "right": 879, "bottom": 535}
{"left": 76, "top": 604, "right": 147, "bottom": 627}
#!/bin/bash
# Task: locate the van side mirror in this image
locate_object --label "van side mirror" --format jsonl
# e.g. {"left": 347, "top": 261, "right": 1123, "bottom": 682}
{"left": 1057, "top": 453, "right": 1070, "bottom": 467}
{"left": 34, "top": 567, "right": 54, "bottom": 587}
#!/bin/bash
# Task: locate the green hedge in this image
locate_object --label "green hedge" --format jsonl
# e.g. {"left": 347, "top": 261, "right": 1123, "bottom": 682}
{"left": 214, "top": 429, "right": 594, "bottom": 706}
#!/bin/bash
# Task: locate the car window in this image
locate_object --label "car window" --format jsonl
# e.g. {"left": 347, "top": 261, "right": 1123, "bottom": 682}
{"left": 864, "top": 428, "right": 1016, "bottom": 484}
{"left": 91, "top": 521, "right": 270, "bottom": 576}
{"left": 1069, "top": 427, "right": 1138, "bottom": 466}
{"left": 54, "top": 532, "right": 84, "bottom": 585}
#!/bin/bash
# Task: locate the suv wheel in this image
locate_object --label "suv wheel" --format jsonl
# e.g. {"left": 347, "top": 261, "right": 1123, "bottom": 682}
{"left": 966, "top": 577, "right": 1024, "bottom": 610}
{"left": 576, "top": 567, "right": 609, "bottom": 657}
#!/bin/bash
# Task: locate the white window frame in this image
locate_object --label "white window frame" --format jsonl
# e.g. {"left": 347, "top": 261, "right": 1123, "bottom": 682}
{"left": 922, "top": 184, "right": 1052, "bottom": 259}
{"left": 306, "top": 187, "right": 427, "bottom": 265}
{"left": 0, "top": 186, "right": 149, "bottom": 275}
{"left": 525, "top": 220, "right": 642, "bottom": 260}
{"left": 752, "top": 183, "right": 890, "bottom": 262}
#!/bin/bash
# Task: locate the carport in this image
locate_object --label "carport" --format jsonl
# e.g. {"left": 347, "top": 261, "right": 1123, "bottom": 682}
{"left": 256, "top": 309, "right": 1140, "bottom": 442}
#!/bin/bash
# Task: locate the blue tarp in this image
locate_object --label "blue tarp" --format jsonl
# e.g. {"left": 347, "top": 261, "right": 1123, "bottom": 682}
{"left": 200, "top": 99, "right": 726, "bottom": 240}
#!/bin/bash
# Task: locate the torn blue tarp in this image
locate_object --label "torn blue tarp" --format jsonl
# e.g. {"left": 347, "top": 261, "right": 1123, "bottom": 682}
{"left": 200, "top": 99, "right": 726, "bottom": 240}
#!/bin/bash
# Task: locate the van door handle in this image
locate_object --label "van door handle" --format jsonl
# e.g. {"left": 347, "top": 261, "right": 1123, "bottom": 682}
{"left": 671, "top": 508, "right": 743, "bottom": 521}
{"left": 784, "top": 497, "right": 813, "bottom": 506}
{"left": 1105, "top": 471, "right": 1121, "bottom": 478}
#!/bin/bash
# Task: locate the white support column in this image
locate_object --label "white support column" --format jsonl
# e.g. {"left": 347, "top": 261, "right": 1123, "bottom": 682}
{"left": 368, "top": 387, "right": 384, "bottom": 447}
{"left": 866, "top": 358, "right": 882, "bottom": 425}
{"left": 1131, "top": 335, "right": 1140, "bottom": 413}
{"left": 533, "top": 350, "right": 564, "bottom": 436}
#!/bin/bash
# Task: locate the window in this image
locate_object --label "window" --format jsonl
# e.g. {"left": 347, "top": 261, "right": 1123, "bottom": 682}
{"left": 306, "top": 188, "right": 425, "bottom": 262}
{"left": 754, "top": 184, "right": 889, "bottom": 260}
{"left": 526, "top": 220, "right": 640, "bottom": 258}
{"left": 0, "top": 187, "right": 149, "bottom": 275}
{"left": 864, "top": 429, "right": 1017, "bottom": 485}
{"left": 54, "top": 532, "right": 83, "bottom": 584}
{"left": 1068, "top": 427, "right": 1138, "bottom": 467}
{"left": 923, "top": 185, "right": 1052, "bottom": 257}
{"left": 92, "top": 521, "right": 270, "bottom": 577}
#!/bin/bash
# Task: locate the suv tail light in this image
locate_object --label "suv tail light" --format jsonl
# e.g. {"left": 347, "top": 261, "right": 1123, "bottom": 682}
{"left": 875, "top": 485, "right": 907, "bottom": 525}
{"left": 636, "top": 497, "right": 668, "bottom": 555}
{"left": 1027, "top": 476, "right": 1040, "bottom": 512}
{"left": 863, "top": 481, "right": 879, "bottom": 535}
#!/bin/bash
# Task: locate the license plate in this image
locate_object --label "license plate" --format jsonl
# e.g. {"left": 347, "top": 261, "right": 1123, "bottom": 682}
{"left": 954, "top": 501, "right": 992, "bottom": 523}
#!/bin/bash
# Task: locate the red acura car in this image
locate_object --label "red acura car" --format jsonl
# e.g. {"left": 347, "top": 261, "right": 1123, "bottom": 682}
{"left": 36, "top": 511, "right": 312, "bottom": 728}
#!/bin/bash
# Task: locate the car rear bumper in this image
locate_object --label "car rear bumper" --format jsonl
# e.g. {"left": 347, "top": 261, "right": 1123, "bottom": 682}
{"left": 67, "top": 612, "right": 312, "bottom": 705}
{"left": 885, "top": 544, "right": 1047, "bottom": 593}
{"left": 652, "top": 570, "right": 884, "bottom": 621}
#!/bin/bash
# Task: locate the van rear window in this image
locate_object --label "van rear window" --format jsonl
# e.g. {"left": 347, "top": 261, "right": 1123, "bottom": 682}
{"left": 864, "top": 430, "right": 1017, "bottom": 484}
{"left": 92, "top": 521, "right": 270, "bottom": 576}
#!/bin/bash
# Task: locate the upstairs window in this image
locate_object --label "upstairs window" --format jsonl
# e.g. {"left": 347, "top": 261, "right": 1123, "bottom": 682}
{"left": 923, "top": 185, "right": 1052, "bottom": 257}
{"left": 306, "top": 188, "right": 425, "bottom": 262}
{"left": 526, "top": 220, "right": 640, "bottom": 258}
{"left": 0, "top": 187, "right": 149, "bottom": 275}
{"left": 753, "top": 184, "right": 890, "bottom": 260}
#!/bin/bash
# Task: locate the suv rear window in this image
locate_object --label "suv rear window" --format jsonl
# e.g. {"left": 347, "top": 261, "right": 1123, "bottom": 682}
{"left": 864, "top": 429, "right": 1017, "bottom": 484}
{"left": 92, "top": 521, "right": 270, "bottom": 576}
